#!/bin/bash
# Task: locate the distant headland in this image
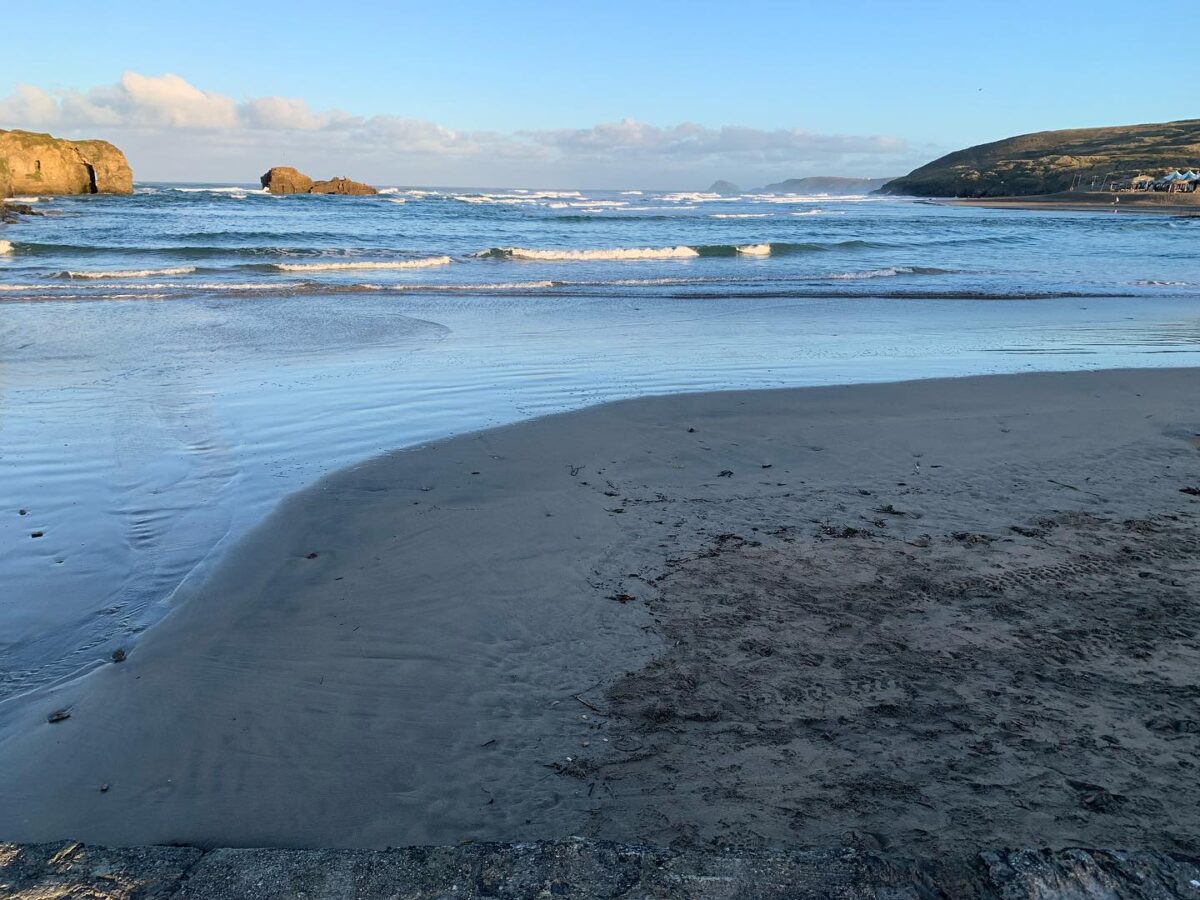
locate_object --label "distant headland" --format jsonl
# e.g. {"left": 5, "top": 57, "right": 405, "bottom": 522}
{"left": 708, "top": 176, "right": 894, "bottom": 195}
{"left": 880, "top": 118, "right": 1200, "bottom": 199}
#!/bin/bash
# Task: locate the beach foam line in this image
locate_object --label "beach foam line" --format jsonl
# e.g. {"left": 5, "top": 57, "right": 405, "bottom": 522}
{"left": 825, "top": 266, "right": 949, "bottom": 280}
{"left": 58, "top": 266, "right": 197, "bottom": 279}
{"left": 388, "top": 281, "right": 557, "bottom": 291}
{"left": 272, "top": 256, "right": 452, "bottom": 272}
{"left": 477, "top": 246, "right": 701, "bottom": 261}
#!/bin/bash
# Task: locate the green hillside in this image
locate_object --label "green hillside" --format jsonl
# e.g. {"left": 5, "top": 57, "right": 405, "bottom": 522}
{"left": 881, "top": 119, "right": 1200, "bottom": 197}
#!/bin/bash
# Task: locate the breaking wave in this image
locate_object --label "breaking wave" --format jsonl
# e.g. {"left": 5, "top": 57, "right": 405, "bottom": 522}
{"left": 824, "top": 266, "right": 952, "bottom": 279}
{"left": 477, "top": 246, "right": 701, "bottom": 261}
{"left": 478, "top": 241, "right": 881, "bottom": 261}
{"left": 58, "top": 266, "right": 198, "bottom": 279}
{"left": 272, "top": 256, "right": 452, "bottom": 272}
{"left": 0, "top": 240, "right": 12, "bottom": 255}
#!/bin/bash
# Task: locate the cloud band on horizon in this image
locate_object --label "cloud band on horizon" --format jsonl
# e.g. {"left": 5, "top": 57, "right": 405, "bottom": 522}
{"left": 0, "top": 72, "right": 932, "bottom": 187}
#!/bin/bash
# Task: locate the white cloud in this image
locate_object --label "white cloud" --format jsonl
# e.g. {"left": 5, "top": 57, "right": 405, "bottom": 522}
{"left": 0, "top": 71, "right": 928, "bottom": 186}
{"left": 0, "top": 84, "right": 60, "bottom": 126}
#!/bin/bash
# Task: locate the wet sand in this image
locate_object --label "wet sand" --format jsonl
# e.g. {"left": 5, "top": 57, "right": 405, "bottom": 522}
{"left": 944, "top": 192, "right": 1200, "bottom": 214}
{"left": 1, "top": 368, "right": 1198, "bottom": 858}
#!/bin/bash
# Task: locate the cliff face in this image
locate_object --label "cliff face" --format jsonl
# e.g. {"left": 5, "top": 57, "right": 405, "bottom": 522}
{"left": 0, "top": 130, "right": 133, "bottom": 197}
{"left": 260, "top": 166, "right": 313, "bottom": 194}
{"left": 882, "top": 119, "right": 1200, "bottom": 197}
{"left": 310, "top": 176, "right": 376, "bottom": 195}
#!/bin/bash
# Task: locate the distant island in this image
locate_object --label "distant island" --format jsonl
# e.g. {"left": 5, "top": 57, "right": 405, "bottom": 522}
{"left": 881, "top": 118, "right": 1200, "bottom": 197}
{"left": 708, "top": 176, "right": 894, "bottom": 195}
{"left": 708, "top": 179, "right": 741, "bottom": 195}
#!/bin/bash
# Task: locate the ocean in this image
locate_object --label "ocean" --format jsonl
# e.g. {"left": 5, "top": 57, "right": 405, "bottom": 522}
{"left": 2, "top": 183, "right": 1199, "bottom": 698}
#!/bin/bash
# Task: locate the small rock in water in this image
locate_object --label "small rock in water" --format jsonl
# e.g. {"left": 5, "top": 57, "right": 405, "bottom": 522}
{"left": 111, "top": 648, "right": 126, "bottom": 663}
{"left": 31, "top": 531, "right": 44, "bottom": 538}
{"left": 18, "top": 508, "right": 27, "bottom": 515}
{"left": 99, "top": 784, "right": 110, "bottom": 793}
{"left": 718, "top": 470, "right": 733, "bottom": 478}
{"left": 305, "top": 552, "right": 319, "bottom": 559}
{"left": 47, "top": 710, "right": 70, "bottom": 723}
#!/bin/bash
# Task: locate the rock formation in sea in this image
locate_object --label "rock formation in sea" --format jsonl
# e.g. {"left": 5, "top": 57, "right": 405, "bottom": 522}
{"left": 310, "top": 176, "right": 377, "bottom": 195}
{"left": 0, "top": 130, "right": 133, "bottom": 197}
{"left": 259, "top": 166, "right": 314, "bottom": 194}
{"left": 260, "top": 167, "right": 377, "bottom": 196}
{"left": 708, "top": 179, "right": 742, "bottom": 195}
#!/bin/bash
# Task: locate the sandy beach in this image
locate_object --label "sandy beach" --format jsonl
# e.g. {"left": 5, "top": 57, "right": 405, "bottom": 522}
{"left": 1, "top": 368, "right": 1198, "bottom": 860}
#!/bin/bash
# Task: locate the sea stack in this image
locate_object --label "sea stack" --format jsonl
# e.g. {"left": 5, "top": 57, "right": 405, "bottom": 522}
{"left": 0, "top": 130, "right": 133, "bottom": 197}
{"left": 261, "top": 166, "right": 377, "bottom": 196}
{"left": 259, "top": 166, "right": 313, "bottom": 194}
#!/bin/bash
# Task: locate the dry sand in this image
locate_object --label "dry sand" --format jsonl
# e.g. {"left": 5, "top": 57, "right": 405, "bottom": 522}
{"left": 1, "top": 369, "right": 1198, "bottom": 859}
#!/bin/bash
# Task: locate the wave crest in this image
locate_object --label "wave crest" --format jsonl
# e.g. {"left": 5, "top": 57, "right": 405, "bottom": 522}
{"left": 477, "top": 246, "right": 701, "bottom": 261}
{"left": 272, "top": 257, "right": 452, "bottom": 272}
{"left": 59, "top": 266, "right": 197, "bottom": 279}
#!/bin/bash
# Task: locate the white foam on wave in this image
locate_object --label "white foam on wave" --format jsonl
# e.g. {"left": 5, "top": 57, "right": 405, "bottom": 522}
{"left": 746, "top": 193, "right": 871, "bottom": 204}
{"left": 620, "top": 190, "right": 644, "bottom": 195}
{"left": 827, "top": 267, "right": 917, "bottom": 280}
{"left": 0, "top": 239, "right": 13, "bottom": 255}
{"left": 659, "top": 191, "right": 732, "bottom": 203}
{"left": 479, "top": 246, "right": 700, "bottom": 261}
{"left": 736, "top": 244, "right": 772, "bottom": 256}
{"left": 712, "top": 213, "right": 769, "bottom": 219}
{"left": 9, "top": 196, "right": 40, "bottom": 203}
{"left": 454, "top": 195, "right": 537, "bottom": 205}
{"left": 1132, "top": 279, "right": 1192, "bottom": 287}
{"left": 386, "top": 198, "right": 407, "bottom": 205}
{"left": 272, "top": 256, "right": 452, "bottom": 272}
{"left": 62, "top": 266, "right": 197, "bottom": 279}
{"left": 455, "top": 190, "right": 584, "bottom": 205}
{"left": 173, "top": 186, "right": 265, "bottom": 195}
{"left": 389, "top": 280, "right": 557, "bottom": 291}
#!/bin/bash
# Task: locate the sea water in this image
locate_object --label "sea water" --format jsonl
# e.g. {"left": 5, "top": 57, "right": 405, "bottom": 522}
{"left": 2, "top": 184, "right": 1199, "bottom": 698}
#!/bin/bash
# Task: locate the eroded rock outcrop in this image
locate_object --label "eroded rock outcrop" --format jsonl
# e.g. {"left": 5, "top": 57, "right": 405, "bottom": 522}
{"left": 310, "top": 176, "right": 376, "bottom": 195}
{"left": 260, "top": 166, "right": 314, "bottom": 194}
{"left": 260, "top": 167, "right": 377, "bottom": 196}
{"left": 0, "top": 130, "right": 133, "bottom": 197}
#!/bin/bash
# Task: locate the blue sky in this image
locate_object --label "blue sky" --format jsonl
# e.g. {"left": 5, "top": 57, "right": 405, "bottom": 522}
{"left": 2, "top": 0, "right": 1196, "bottom": 187}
